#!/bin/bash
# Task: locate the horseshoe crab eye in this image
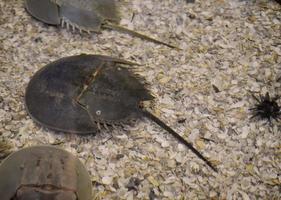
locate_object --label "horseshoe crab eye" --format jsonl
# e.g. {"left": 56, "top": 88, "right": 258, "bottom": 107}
{"left": 96, "top": 110, "right": 101, "bottom": 116}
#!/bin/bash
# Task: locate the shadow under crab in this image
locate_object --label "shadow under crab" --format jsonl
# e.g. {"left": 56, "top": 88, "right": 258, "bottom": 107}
{"left": 25, "top": 54, "right": 217, "bottom": 172}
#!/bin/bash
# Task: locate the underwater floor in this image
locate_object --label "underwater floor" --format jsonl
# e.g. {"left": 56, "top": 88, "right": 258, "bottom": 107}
{"left": 0, "top": 0, "right": 280, "bottom": 199}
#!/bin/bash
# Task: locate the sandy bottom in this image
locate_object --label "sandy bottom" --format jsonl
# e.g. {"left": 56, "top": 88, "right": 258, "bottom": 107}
{"left": 0, "top": 0, "right": 280, "bottom": 199}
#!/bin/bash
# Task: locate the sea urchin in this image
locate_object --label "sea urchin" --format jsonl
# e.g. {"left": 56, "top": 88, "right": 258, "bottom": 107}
{"left": 250, "top": 92, "right": 281, "bottom": 123}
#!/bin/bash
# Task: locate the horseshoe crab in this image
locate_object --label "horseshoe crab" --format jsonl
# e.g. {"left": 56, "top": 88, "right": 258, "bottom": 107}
{"left": 0, "top": 145, "right": 92, "bottom": 200}
{"left": 24, "top": 0, "right": 178, "bottom": 49}
{"left": 25, "top": 54, "right": 217, "bottom": 172}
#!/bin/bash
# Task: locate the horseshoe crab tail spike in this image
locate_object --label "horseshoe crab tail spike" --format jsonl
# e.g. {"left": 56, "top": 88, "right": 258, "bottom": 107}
{"left": 103, "top": 22, "right": 181, "bottom": 50}
{"left": 141, "top": 109, "right": 218, "bottom": 172}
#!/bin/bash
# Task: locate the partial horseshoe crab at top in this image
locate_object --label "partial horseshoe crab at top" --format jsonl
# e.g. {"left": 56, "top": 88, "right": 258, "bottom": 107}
{"left": 24, "top": 0, "right": 179, "bottom": 49}
{"left": 0, "top": 145, "right": 92, "bottom": 200}
{"left": 25, "top": 54, "right": 217, "bottom": 172}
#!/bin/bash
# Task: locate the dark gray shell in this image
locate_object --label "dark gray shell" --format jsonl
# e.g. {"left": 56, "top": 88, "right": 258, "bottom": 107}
{"left": 0, "top": 146, "right": 92, "bottom": 200}
{"left": 25, "top": 0, "right": 120, "bottom": 32}
{"left": 25, "top": 54, "right": 153, "bottom": 134}
{"left": 24, "top": 56, "right": 217, "bottom": 172}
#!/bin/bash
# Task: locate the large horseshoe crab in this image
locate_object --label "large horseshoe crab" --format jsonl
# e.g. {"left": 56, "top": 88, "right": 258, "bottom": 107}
{"left": 0, "top": 145, "right": 92, "bottom": 200}
{"left": 24, "top": 0, "right": 179, "bottom": 49}
{"left": 25, "top": 54, "right": 217, "bottom": 172}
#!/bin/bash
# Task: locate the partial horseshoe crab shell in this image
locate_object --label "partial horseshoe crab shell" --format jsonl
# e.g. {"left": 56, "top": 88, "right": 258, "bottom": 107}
{"left": 24, "top": 0, "right": 60, "bottom": 25}
{"left": 0, "top": 146, "right": 92, "bottom": 200}
{"left": 25, "top": 0, "right": 120, "bottom": 32}
{"left": 24, "top": 0, "right": 179, "bottom": 49}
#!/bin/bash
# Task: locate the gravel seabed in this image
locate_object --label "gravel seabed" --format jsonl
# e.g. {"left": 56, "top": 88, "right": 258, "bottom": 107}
{"left": 0, "top": 0, "right": 280, "bottom": 199}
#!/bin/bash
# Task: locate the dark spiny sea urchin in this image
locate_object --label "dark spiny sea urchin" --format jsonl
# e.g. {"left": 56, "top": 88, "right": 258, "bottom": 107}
{"left": 250, "top": 92, "right": 281, "bottom": 123}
